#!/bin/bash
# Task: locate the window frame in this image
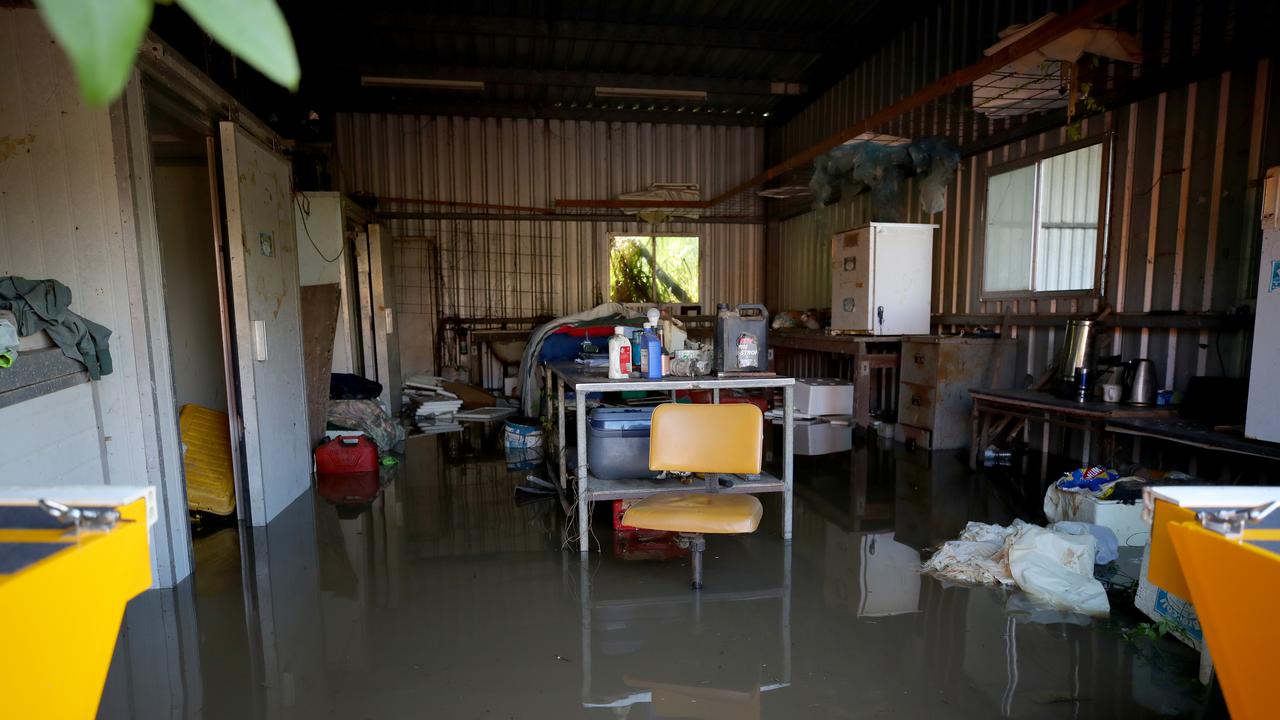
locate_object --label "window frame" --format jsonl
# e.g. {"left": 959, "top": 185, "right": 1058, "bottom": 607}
{"left": 978, "top": 136, "right": 1111, "bottom": 302}
{"left": 607, "top": 232, "right": 702, "bottom": 305}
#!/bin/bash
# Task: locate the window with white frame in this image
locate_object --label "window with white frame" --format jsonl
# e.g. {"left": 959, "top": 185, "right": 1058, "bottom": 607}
{"left": 609, "top": 234, "right": 700, "bottom": 304}
{"left": 982, "top": 143, "right": 1105, "bottom": 294}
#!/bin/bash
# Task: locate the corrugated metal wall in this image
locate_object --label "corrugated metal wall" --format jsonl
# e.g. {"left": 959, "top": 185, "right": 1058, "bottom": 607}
{"left": 771, "top": 0, "right": 1280, "bottom": 396}
{"left": 335, "top": 113, "right": 765, "bottom": 376}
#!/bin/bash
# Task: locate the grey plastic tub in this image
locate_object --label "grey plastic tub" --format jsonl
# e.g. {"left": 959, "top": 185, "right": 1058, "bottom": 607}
{"left": 587, "top": 407, "right": 659, "bottom": 480}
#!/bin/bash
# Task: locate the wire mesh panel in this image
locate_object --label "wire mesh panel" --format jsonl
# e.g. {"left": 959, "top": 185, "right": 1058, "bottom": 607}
{"left": 431, "top": 222, "right": 559, "bottom": 319}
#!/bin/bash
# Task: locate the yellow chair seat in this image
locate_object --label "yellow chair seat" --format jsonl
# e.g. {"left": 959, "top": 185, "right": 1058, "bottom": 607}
{"left": 623, "top": 493, "right": 763, "bottom": 534}
{"left": 649, "top": 403, "right": 763, "bottom": 475}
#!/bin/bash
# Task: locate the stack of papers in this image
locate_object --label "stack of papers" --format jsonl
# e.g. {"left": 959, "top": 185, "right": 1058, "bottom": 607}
{"left": 404, "top": 375, "right": 464, "bottom": 434}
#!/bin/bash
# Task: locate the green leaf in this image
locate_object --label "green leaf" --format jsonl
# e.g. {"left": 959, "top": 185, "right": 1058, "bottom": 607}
{"left": 35, "top": 0, "right": 153, "bottom": 105}
{"left": 176, "top": 0, "right": 300, "bottom": 91}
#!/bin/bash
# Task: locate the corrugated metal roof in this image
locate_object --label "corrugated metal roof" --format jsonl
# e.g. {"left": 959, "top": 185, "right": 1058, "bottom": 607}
{"left": 288, "top": 0, "right": 895, "bottom": 124}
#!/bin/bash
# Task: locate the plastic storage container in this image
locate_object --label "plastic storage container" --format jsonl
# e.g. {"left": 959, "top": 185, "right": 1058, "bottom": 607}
{"left": 794, "top": 378, "right": 854, "bottom": 416}
{"left": 587, "top": 407, "right": 659, "bottom": 480}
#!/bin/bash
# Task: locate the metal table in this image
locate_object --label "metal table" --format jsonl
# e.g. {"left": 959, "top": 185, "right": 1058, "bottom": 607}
{"left": 969, "top": 387, "right": 1175, "bottom": 472}
{"left": 1106, "top": 417, "right": 1280, "bottom": 462}
{"left": 544, "top": 361, "right": 796, "bottom": 553}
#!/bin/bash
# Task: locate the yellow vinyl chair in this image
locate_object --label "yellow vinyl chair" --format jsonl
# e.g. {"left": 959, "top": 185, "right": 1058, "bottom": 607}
{"left": 622, "top": 403, "right": 765, "bottom": 590}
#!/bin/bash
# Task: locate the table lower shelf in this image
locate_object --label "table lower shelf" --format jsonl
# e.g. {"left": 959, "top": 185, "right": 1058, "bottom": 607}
{"left": 582, "top": 472, "right": 786, "bottom": 501}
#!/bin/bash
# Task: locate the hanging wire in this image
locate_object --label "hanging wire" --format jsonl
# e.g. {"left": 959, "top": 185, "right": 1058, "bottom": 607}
{"left": 294, "top": 190, "right": 342, "bottom": 263}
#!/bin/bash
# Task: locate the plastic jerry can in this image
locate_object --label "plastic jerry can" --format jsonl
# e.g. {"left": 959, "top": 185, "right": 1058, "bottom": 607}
{"left": 314, "top": 435, "right": 379, "bottom": 474}
{"left": 713, "top": 304, "right": 770, "bottom": 373}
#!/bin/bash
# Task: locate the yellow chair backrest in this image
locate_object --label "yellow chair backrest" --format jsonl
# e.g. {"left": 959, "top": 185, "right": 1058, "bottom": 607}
{"left": 649, "top": 403, "right": 763, "bottom": 475}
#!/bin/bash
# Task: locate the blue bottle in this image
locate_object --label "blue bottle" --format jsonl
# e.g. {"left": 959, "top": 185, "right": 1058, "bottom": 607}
{"left": 643, "top": 325, "right": 663, "bottom": 378}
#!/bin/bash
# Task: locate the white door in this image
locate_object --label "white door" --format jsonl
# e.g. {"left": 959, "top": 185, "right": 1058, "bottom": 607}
{"left": 219, "top": 122, "right": 312, "bottom": 525}
{"left": 367, "top": 224, "right": 402, "bottom": 414}
{"left": 871, "top": 224, "right": 935, "bottom": 336}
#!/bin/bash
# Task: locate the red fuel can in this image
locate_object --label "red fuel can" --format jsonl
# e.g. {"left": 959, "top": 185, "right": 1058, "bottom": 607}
{"left": 314, "top": 435, "right": 378, "bottom": 474}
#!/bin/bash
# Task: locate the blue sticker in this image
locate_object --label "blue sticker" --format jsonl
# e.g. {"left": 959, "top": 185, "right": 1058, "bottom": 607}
{"left": 1271, "top": 260, "right": 1280, "bottom": 293}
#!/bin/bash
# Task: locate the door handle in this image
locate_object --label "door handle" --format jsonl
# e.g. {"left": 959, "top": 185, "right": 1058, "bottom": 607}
{"left": 913, "top": 353, "right": 926, "bottom": 365}
{"left": 910, "top": 394, "right": 922, "bottom": 407}
{"left": 252, "top": 320, "right": 268, "bottom": 362}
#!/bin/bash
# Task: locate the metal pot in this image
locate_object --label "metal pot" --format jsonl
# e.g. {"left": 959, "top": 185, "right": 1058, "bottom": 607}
{"left": 1055, "top": 320, "right": 1096, "bottom": 397}
{"left": 1122, "top": 358, "right": 1157, "bottom": 406}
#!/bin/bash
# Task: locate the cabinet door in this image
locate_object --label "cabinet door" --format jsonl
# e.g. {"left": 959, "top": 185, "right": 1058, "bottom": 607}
{"left": 831, "top": 227, "right": 872, "bottom": 330}
{"left": 367, "top": 224, "right": 402, "bottom": 414}
{"left": 870, "top": 225, "right": 934, "bottom": 335}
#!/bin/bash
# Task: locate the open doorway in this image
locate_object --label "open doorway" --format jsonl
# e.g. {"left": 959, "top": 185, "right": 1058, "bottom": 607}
{"left": 145, "top": 84, "right": 243, "bottom": 557}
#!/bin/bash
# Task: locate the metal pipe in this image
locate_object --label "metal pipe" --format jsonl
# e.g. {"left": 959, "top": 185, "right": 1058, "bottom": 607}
{"left": 377, "top": 210, "right": 765, "bottom": 225}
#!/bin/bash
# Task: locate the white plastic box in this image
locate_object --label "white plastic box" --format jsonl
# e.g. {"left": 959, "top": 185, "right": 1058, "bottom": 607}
{"left": 1045, "top": 486, "right": 1151, "bottom": 547}
{"left": 794, "top": 378, "right": 854, "bottom": 417}
{"left": 795, "top": 421, "right": 853, "bottom": 456}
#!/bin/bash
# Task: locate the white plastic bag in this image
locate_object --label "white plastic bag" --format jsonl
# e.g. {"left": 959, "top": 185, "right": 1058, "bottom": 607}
{"left": 1051, "top": 521, "right": 1120, "bottom": 565}
{"left": 923, "top": 540, "right": 1014, "bottom": 586}
{"left": 1006, "top": 525, "right": 1110, "bottom": 617}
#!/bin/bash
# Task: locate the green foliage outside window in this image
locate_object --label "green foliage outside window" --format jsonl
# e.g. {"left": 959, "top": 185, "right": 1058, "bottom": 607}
{"left": 609, "top": 235, "right": 699, "bottom": 304}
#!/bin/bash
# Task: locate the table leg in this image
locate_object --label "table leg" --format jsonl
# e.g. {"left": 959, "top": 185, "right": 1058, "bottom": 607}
{"left": 970, "top": 402, "right": 983, "bottom": 470}
{"left": 854, "top": 352, "right": 871, "bottom": 429}
{"left": 712, "top": 388, "right": 720, "bottom": 404}
{"left": 1041, "top": 412, "right": 1051, "bottom": 480}
{"left": 580, "top": 555, "right": 591, "bottom": 704}
{"left": 557, "top": 377, "right": 567, "bottom": 489}
{"left": 1083, "top": 425, "right": 1093, "bottom": 466}
{"left": 783, "top": 384, "right": 794, "bottom": 542}
{"left": 781, "top": 541, "right": 792, "bottom": 684}
{"left": 577, "top": 392, "right": 590, "bottom": 553}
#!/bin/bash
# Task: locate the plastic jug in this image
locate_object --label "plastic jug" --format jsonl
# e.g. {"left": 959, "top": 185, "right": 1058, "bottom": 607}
{"left": 643, "top": 324, "right": 663, "bottom": 378}
{"left": 607, "top": 326, "right": 632, "bottom": 379}
{"left": 714, "top": 304, "right": 770, "bottom": 373}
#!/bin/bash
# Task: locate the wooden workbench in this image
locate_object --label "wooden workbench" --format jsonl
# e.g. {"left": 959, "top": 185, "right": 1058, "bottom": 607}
{"left": 770, "top": 330, "right": 902, "bottom": 428}
{"left": 969, "top": 388, "right": 1175, "bottom": 472}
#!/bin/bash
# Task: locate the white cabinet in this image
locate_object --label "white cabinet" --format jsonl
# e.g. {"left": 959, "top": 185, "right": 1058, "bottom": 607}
{"left": 830, "top": 222, "right": 936, "bottom": 335}
{"left": 1244, "top": 226, "right": 1274, "bottom": 440}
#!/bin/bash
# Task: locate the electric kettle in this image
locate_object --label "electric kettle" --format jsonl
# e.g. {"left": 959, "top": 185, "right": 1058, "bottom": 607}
{"left": 1122, "top": 359, "right": 1157, "bottom": 406}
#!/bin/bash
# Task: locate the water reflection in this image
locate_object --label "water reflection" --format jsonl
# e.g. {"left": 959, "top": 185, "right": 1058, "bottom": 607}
{"left": 100, "top": 432, "right": 1208, "bottom": 719}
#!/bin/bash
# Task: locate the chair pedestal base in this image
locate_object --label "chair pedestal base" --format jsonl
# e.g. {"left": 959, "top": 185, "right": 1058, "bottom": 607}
{"left": 686, "top": 534, "right": 707, "bottom": 590}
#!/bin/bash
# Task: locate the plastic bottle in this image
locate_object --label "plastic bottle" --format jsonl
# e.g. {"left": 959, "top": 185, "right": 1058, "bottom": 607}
{"left": 607, "top": 326, "right": 631, "bottom": 379}
{"left": 628, "top": 328, "right": 642, "bottom": 370}
{"left": 643, "top": 324, "right": 663, "bottom": 379}
{"left": 639, "top": 323, "right": 653, "bottom": 374}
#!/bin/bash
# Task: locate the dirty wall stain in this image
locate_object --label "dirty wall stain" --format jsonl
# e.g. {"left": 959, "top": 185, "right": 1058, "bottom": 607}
{"left": 0, "top": 133, "right": 36, "bottom": 163}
